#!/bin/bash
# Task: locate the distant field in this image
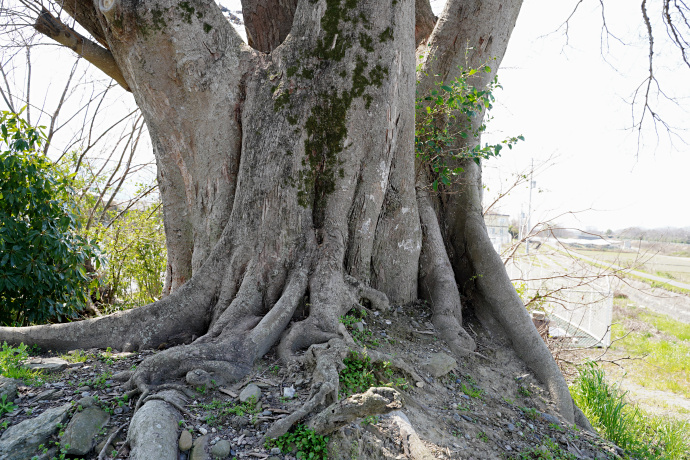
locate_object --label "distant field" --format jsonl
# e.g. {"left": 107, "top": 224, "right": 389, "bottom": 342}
{"left": 572, "top": 248, "right": 690, "bottom": 284}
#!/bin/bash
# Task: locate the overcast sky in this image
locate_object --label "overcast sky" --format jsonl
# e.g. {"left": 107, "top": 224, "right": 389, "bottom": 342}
{"left": 473, "top": 0, "right": 690, "bottom": 231}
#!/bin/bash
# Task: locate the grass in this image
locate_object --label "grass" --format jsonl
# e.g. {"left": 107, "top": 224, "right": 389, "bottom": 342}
{"left": 338, "top": 351, "right": 407, "bottom": 398}
{"left": 0, "top": 342, "right": 43, "bottom": 383}
{"left": 610, "top": 303, "right": 690, "bottom": 398}
{"left": 570, "top": 362, "right": 690, "bottom": 459}
{"left": 572, "top": 248, "right": 690, "bottom": 285}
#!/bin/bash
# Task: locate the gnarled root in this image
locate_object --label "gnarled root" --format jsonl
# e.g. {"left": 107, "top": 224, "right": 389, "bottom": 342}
{"left": 127, "top": 390, "right": 187, "bottom": 460}
{"left": 266, "top": 338, "right": 349, "bottom": 439}
{"left": 389, "top": 410, "right": 435, "bottom": 460}
{"left": 307, "top": 387, "right": 403, "bottom": 435}
{"left": 418, "top": 191, "right": 476, "bottom": 356}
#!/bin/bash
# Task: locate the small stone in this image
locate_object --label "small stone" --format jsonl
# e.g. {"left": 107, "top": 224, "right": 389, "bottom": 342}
{"left": 506, "top": 423, "right": 516, "bottom": 432}
{"left": 210, "top": 440, "right": 231, "bottom": 458}
{"left": 540, "top": 412, "right": 560, "bottom": 426}
{"left": 270, "top": 447, "right": 282, "bottom": 455}
{"left": 384, "top": 320, "right": 392, "bottom": 325}
{"left": 77, "top": 396, "right": 96, "bottom": 408}
{"left": 190, "top": 435, "right": 209, "bottom": 460}
{"left": 283, "top": 386, "right": 296, "bottom": 399}
{"left": 415, "top": 381, "right": 424, "bottom": 388}
{"left": 239, "top": 384, "right": 261, "bottom": 403}
{"left": 186, "top": 369, "right": 213, "bottom": 388}
{"left": 179, "top": 430, "right": 193, "bottom": 451}
{"left": 461, "top": 415, "right": 473, "bottom": 422}
{"left": 424, "top": 352, "right": 457, "bottom": 378}
{"left": 262, "top": 410, "right": 272, "bottom": 416}
{"left": 460, "top": 394, "right": 470, "bottom": 400}
{"left": 199, "top": 426, "right": 208, "bottom": 435}
{"left": 506, "top": 445, "right": 512, "bottom": 451}
{"left": 353, "top": 322, "right": 364, "bottom": 332}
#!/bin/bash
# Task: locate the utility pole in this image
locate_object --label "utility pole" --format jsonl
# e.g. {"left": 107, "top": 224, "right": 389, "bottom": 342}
{"left": 526, "top": 159, "right": 534, "bottom": 255}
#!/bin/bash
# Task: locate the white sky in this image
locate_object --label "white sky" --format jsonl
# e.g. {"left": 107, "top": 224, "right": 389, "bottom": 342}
{"left": 474, "top": 0, "right": 690, "bottom": 231}
{"left": 3, "top": 0, "right": 688, "bottom": 231}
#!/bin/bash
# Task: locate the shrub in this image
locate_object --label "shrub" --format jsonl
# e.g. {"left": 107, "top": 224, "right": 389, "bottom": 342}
{"left": 0, "top": 111, "right": 100, "bottom": 325}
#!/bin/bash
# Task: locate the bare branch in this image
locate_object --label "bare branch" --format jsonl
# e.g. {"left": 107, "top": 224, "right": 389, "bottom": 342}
{"left": 32, "top": 7, "right": 130, "bottom": 91}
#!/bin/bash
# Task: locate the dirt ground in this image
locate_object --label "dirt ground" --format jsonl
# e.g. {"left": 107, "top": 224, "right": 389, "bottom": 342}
{"left": 0, "top": 302, "right": 628, "bottom": 459}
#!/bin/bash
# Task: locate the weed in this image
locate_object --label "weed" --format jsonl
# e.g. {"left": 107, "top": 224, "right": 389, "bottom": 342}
{"left": 0, "top": 342, "right": 43, "bottom": 383}
{"left": 60, "top": 349, "right": 89, "bottom": 363}
{"left": 458, "top": 376, "right": 485, "bottom": 399}
{"left": 520, "top": 407, "right": 539, "bottom": 420}
{"left": 340, "top": 309, "right": 380, "bottom": 348}
{"left": 361, "top": 415, "right": 379, "bottom": 426}
{"left": 0, "top": 394, "right": 17, "bottom": 416}
{"left": 570, "top": 361, "right": 690, "bottom": 459}
{"left": 198, "top": 396, "right": 260, "bottom": 426}
{"left": 338, "top": 351, "right": 407, "bottom": 397}
{"left": 477, "top": 431, "right": 488, "bottom": 442}
{"left": 518, "top": 385, "right": 531, "bottom": 397}
{"left": 265, "top": 424, "right": 328, "bottom": 460}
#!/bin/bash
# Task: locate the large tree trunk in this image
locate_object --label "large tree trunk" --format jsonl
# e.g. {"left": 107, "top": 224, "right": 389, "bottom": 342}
{"left": 2, "top": 0, "right": 584, "bottom": 439}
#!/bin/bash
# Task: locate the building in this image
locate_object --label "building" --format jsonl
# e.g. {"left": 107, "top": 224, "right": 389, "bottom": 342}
{"left": 485, "top": 213, "right": 511, "bottom": 252}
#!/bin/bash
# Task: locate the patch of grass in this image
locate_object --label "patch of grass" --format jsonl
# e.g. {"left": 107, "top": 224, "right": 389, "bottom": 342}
{"left": 340, "top": 309, "right": 380, "bottom": 348}
{"left": 198, "top": 396, "right": 260, "bottom": 426}
{"left": 610, "top": 317, "right": 690, "bottom": 397}
{"left": 513, "top": 436, "right": 577, "bottom": 459}
{"left": 0, "top": 342, "right": 43, "bottom": 383}
{"left": 338, "top": 351, "right": 407, "bottom": 397}
{"left": 60, "top": 349, "right": 89, "bottom": 363}
{"left": 458, "top": 375, "right": 485, "bottom": 399}
{"left": 265, "top": 424, "right": 328, "bottom": 460}
{"left": 570, "top": 361, "right": 690, "bottom": 459}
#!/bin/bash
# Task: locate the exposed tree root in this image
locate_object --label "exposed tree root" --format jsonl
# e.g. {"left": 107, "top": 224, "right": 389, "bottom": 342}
{"left": 452, "top": 160, "right": 576, "bottom": 424}
{"left": 127, "top": 390, "right": 186, "bottom": 460}
{"left": 389, "top": 410, "right": 435, "bottom": 460}
{"left": 266, "top": 338, "right": 349, "bottom": 439}
{"left": 307, "top": 387, "right": 403, "bottom": 435}
{"left": 418, "top": 191, "right": 476, "bottom": 357}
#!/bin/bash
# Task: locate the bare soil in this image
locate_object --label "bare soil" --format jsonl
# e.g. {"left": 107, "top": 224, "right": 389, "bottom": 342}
{"left": 1, "top": 303, "right": 624, "bottom": 459}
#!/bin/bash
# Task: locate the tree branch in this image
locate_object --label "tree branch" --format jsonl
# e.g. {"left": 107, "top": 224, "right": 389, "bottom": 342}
{"left": 33, "top": 8, "right": 130, "bottom": 91}
{"left": 415, "top": 0, "right": 436, "bottom": 47}
{"left": 240, "top": 0, "right": 298, "bottom": 52}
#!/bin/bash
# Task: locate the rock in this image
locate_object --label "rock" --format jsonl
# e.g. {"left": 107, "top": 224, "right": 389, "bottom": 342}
{"left": 180, "top": 430, "right": 193, "bottom": 451}
{"left": 0, "top": 377, "right": 20, "bottom": 403}
{"left": 61, "top": 406, "right": 110, "bottom": 455}
{"left": 540, "top": 412, "right": 560, "bottom": 426}
{"left": 0, "top": 403, "right": 71, "bottom": 460}
{"left": 270, "top": 447, "right": 282, "bottom": 455}
{"left": 191, "top": 435, "right": 210, "bottom": 460}
{"left": 239, "top": 384, "right": 261, "bottom": 403}
{"left": 231, "top": 416, "right": 249, "bottom": 429}
{"left": 199, "top": 426, "right": 208, "bottom": 435}
{"left": 76, "top": 396, "right": 96, "bottom": 408}
{"left": 283, "top": 386, "right": 296, "bottom": 399}
{"left": 506, "top": 423, "right": 516, "bottom": 432}
{"left": 22, "top": 357, "right": 69, "bottom": 373}
{"left": 186, "top": 369, "right": 213, "bottom": 388}
{"left": 424, "top": 352, "right": 457, "bottom": 378}
{"left": 210, "top": 439, "right": 231, "bottom": 458}
{"left": 353, "top": 322, "right": 364, "bottom": 332}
